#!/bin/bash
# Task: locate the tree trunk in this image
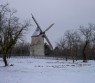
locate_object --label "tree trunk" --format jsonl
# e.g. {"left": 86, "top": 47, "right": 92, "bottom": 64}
{"left": 83, "top": 41, "right": 88, "bottom": 62}
{"left": 72, "top": 56, "right": 74, "bottom": 63}
{"left": 75, "top": 47, "right": 78, "bottom": 61}
{"left": 75, "top": 50, "right": 77, "bottom": 61}
{"left": 3, "top": 54, "right": 8, "bottom": 66}
{"left": 66, "top": 55, "right": 67, "bottom": 61}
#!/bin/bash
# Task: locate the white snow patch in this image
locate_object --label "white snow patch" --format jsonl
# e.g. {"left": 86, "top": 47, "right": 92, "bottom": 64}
{"left": 0, "top": 58, "right": 95, "bottom": 83}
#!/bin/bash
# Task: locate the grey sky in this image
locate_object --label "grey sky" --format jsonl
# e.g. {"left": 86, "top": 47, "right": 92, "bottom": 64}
{"left": 1, "top": 0, "right": 95, "bottom": 47}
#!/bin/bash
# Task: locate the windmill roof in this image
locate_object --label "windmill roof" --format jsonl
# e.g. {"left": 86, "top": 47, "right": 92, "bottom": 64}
{"left": 32, "top": 27, "right": 41, "bottom": 37}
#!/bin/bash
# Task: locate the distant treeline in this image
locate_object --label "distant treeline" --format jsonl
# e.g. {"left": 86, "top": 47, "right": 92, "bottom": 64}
{"left": 53, "top": 24, "right": 95, "bottom": 62}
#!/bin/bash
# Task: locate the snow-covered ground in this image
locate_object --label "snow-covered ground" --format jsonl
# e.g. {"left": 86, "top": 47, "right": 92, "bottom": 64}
{"left": 0, "top": 58, "right": 95, "bottom": 83}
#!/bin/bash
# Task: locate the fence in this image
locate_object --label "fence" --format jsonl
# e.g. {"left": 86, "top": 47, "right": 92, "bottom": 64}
{"left": 10, "top": 55, "right": 64, "bottom": 60}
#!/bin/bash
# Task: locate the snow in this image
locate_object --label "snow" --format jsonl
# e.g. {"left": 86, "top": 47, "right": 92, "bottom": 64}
{"left": 0, "top": 58, "right": 95, "bottom": 83}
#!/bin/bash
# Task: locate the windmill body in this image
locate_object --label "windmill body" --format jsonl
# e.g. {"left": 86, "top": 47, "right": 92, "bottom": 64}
{"left": 30, "top": 15, "right": 54, "bottom": 56}
{"left": 30, "top": 34, "right": 44, "bottom": 56}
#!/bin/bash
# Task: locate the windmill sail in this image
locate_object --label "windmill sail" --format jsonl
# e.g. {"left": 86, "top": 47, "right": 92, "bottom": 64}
{"left": 32, "top": 14, "right": 42, "bottom": 32}
{"left": 44, "top": 23, "right": 54, "bottom": 32}
{"left": 44, "top": 34, "right": 53, "bottom": 50}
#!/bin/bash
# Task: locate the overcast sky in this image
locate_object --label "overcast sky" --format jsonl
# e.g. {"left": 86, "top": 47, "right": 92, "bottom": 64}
{"left": 1, "top": 0, "right": 95, "bottom": 47}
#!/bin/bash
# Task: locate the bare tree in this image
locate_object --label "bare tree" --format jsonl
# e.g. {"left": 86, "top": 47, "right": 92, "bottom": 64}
{"left": 56, "top": 30, "right": 81, "bottom": 62}
{"left": 56, "top": 37, "right": 66, "bottom": 50}
{"left": 56, "top": 30, "right": 79, "bottom": 62}
{"left": 79, "top": 24, "right": 94, "bottom": 62}
{"left": 56, "top": 37, "right": 67, "bottom": 60}
{"left": 64, "top": 30, "right": 76, "bottom": 62}
{"left": 0, "top": 4, "right": 30, "bottom": 66}
{"left": 70, "top": 31, "right": 81, "bottom": 61}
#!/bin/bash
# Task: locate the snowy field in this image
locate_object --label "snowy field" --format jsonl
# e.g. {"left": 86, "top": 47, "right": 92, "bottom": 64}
{"left": 0, "top": 58, "right": 95, "bottom": 83}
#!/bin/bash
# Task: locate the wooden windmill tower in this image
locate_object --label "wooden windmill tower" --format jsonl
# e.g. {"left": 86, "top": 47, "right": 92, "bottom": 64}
{"left": 30, "top": 15, "right": 54, "bottom": 56}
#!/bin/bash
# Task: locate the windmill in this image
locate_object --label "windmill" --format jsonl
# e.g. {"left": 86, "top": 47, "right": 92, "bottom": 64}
{"left": 30, "top": 14, "right": 54, "bottom": 56}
